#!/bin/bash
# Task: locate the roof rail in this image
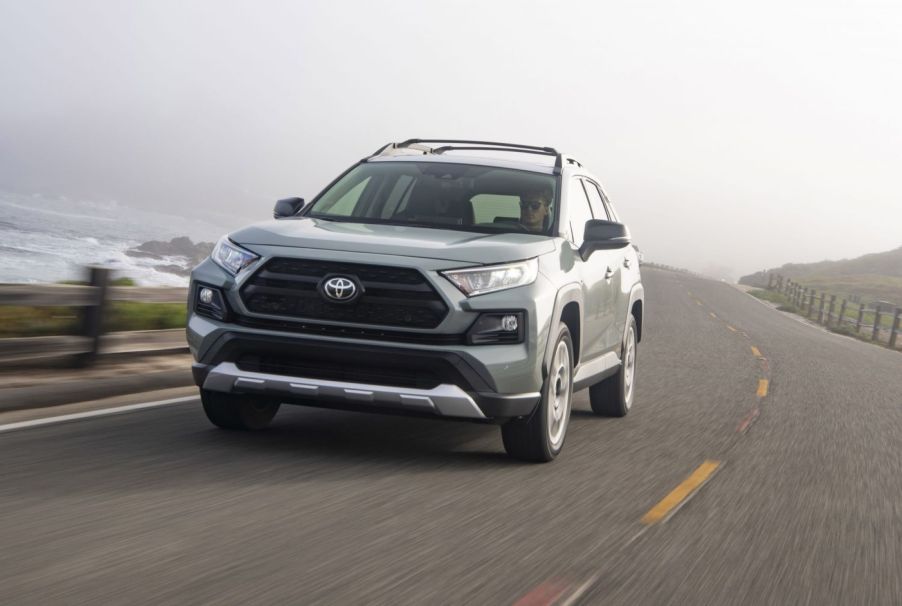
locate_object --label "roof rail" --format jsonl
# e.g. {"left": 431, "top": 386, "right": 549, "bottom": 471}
{"left": 397, "top": 139, "right": 558, "bottom": 154}
{"left": 370, "top": 139, "right": 578, "bottom": 174}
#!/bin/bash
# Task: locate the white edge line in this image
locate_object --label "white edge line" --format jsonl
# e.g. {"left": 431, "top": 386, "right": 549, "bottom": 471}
{"left": 558, "top": 573, "right": 601, "bottom": 606}
{"left": 0, "top": 396, "right": 197, "bottom": 434}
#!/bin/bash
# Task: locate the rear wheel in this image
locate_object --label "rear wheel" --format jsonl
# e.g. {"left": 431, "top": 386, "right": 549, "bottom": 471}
{"left": 589, "top": 315, "right": 637, "bottom": 417}
{"left": 200, "top": 389, "right": 281, "bottom": 430}
{"left": 502, "top": 325, "right": 573, "bottom": 462}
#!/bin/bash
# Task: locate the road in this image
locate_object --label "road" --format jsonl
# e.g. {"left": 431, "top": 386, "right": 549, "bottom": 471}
{"left": 2, "top": 267, "right": 901, "bottom": 605}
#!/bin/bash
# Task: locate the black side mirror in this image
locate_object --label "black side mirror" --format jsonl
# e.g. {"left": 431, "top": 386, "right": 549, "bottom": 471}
{"left": 273, "top": 197, "right": 305, "bottom": 219}
{"left": 579, "top": 219, "right": 631, "bottom": 260}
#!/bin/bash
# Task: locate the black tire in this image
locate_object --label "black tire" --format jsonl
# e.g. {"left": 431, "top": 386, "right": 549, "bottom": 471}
{"left": 200, "top": 389, "right": 281, "bottom": 430}
{"left": 502, "top": 325, "right": 574, "bottom": 462}
{"left": 589, "top": 315, "right": 637, "bottom": 417}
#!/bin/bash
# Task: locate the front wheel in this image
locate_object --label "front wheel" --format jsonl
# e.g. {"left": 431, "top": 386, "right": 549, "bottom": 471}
{"left": 501, "top": 325, "right": 574, "bottom": 462}
{"left": 201, "top": 389, "right": 281, "bottom": 430}
{"left": 589, "top": 315, "right": 637, "bottom": 417}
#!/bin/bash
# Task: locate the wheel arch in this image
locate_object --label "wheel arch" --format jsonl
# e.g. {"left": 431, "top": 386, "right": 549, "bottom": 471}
{"left": 544, "top": 283, "right": 583, "bottom": 375}
{"left": 626, "top": 283, "right": 644, "bottom": 344}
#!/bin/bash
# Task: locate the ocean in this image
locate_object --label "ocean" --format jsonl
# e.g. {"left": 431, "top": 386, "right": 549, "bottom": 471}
{"left": 0, "top": 192, "right": 242, "bottom": 286}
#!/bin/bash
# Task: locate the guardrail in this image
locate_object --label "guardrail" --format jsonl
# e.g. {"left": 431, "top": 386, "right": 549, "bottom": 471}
{"left": 766, "top": 274, "right": 902, "bottom": 349}
{"left": 1, "top": 267, "right": 188, "bottom": 366}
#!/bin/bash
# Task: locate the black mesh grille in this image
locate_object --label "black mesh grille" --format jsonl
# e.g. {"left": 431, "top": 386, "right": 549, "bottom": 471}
{"left": 240, "top": 258, "right": 448, "bottom": 329}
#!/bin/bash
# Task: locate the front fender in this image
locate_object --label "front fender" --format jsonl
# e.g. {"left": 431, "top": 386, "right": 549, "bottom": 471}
{"left": 543, "top": 282, "right": 584, "bottom": 377}
{"left": 624, "top": 282, "right": 645, "bottom": 344}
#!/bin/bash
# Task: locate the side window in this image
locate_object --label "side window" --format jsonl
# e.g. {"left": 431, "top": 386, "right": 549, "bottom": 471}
{"left": 598, "top": 186, "right": 619, "bottom": 222}
{"left": 567, "top": 178, "right": 595, "bottom": 247}
{"left": 584, "top": 181, "right": 609, "bottom": 221}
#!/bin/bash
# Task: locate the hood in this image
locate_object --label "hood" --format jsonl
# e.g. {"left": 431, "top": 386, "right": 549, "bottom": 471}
{"left": 229, "top": 218, "right": 556, "bottom": 264}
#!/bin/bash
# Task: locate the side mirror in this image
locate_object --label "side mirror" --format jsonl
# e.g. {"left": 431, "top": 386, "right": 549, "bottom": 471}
{"left": 273, "top": 197, "right": 305, "bottom": 219}
{"left": 579, "top": 220, "right": 631, "bottom": 259}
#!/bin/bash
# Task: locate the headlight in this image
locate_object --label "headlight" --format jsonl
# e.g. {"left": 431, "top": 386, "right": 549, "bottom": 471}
{"left": 441, "top": 258, "right": 538, "bottom": 297}
{"left": 211, "top": 236, "right": 259, "bottom": 275}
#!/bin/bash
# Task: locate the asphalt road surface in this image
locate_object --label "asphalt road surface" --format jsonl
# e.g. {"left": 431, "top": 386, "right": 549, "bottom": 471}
{"left": 3, "top": 267, "right": 901, "bottom": 605}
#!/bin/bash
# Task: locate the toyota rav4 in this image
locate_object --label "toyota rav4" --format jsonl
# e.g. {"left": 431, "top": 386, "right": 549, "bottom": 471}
{"left": 188, "top": 139, "right": 644, "bottom": 461}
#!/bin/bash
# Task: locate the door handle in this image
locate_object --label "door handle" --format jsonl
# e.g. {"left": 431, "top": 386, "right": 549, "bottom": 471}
{"left": 605, "top": 266, "right": 615, "bottom": 279}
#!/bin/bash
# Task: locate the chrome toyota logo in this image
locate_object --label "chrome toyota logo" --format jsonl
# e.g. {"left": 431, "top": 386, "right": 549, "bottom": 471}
{"left": 322, "top": 276, "right": 358, "bottom": 302}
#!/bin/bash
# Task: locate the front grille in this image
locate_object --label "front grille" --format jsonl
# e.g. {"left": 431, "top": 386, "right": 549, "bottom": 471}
{"left": 240, "top": 258, "right": 448, "bottom": 329}
{"left": 233, "top": 315, "right": 467, "bottom": 345}
{"left": 236, "top": 353, "right": 441, "bottom": 390}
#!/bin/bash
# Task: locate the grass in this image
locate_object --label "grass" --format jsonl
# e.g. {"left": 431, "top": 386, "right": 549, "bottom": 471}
{"left": 748, "top": 289, "right": 789, "bottom": 305}
{"left": 0, "top": 302, "right": 186, "bottom": 338}
{"left": 56, "top": 277, "right": 138, "bottom": 287}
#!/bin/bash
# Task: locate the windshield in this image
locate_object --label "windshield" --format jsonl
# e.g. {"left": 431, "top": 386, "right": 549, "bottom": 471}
{"left": 305, "top": 162, "right": 558, "bottom": 235}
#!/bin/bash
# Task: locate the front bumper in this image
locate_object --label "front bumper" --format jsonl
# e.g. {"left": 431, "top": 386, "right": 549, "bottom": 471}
{"left": 190, "top": 330, "right": 541, "bottom": 421}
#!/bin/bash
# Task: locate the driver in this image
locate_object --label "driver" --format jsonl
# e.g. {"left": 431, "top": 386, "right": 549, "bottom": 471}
{"left": 519, "top": 185, "right": 553, "bottom": 232}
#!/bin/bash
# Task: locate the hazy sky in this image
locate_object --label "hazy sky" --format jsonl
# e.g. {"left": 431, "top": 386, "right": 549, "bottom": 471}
{"left": 1, "top": 0, "right": 900, "bottom": 279}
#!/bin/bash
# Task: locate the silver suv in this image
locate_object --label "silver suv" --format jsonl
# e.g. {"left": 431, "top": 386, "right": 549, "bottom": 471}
{"left": 188, "top": 139, "right": 644, "bottom": 462}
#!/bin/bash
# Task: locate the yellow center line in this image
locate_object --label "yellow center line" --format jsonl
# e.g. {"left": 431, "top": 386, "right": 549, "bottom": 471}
{"left": 695, "top": 300, "right": 703, "bottom": 306}
{"left": 757, "top": 379, "right": 769, "bottom": 398}
{"left": 640, "top": 460, "right": 721, "bottom": 525}
{"left": 727, "top": 325, "right": 737, "bottom": 332}
{"left": 709, "top": 312, "right": 717, "bottom": 319}
{"left": 751, "top": 346, "right": 763, "bottom": 358}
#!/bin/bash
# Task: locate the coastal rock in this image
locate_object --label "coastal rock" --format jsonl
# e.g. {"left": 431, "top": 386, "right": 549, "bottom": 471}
{"left": 126, "top": 237, "right": 214, "bottom": 277}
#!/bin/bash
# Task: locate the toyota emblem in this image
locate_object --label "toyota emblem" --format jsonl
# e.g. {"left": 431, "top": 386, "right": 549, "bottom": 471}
{"left": 322, "top": 276, "right": 358, "bottom": 302}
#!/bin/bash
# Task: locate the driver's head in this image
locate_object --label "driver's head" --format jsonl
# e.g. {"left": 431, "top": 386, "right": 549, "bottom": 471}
{"left": 519, "top": 185, "right": 553, "bottom": 232}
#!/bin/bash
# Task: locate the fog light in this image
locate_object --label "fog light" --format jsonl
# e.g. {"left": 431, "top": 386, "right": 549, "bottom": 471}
{"left": 466, "top": 311, "right": 525, "bottom": 345}
{"left": 501, "top": 314, "right": 519, "bottom": 332}
{"left": 195, "top": 284, "right": 230, "bottom": 321}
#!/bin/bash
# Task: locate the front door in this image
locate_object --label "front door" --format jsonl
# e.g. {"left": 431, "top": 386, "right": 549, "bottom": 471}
{"left": 565, "top": 177, "right": 620, "bottom": 361}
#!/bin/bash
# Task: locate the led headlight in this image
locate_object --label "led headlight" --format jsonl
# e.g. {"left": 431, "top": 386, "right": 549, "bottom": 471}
{"left": 211, "top": 236, "right": 259, "bottom": 275}
{"left": 442, "top": 258, "right": 538, "bottom": 297}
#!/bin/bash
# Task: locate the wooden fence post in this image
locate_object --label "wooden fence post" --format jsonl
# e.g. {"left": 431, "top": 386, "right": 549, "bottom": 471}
{"left": 838, "top": 298, "right": 847, "bottom": 328}
{"left": 808, "top": 290, "right": 816, "bottom": 317}
{"left": 74, "top": 266, "right": 110, "bottom": 367}
{"left": 827, "top": 295, "right": 836, "bottom": 326}
{"left": 890, "top": 309, "right": 902, "bottom": 349}
{"left": 856, "top": 303, "right": 865, "bottom": 333}
{"left": 818, "top": 293, "right": 826, "bottom": 324}
{"left": 872, "top": 308, "right": 882, "bottom": 342}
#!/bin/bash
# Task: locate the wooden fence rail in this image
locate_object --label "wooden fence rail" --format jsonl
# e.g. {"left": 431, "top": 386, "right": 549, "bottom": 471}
{"left": 1, "top": 267, "right": 188, "bottom": 366}
{"left": 767, "top": 274, "right": 901, "bottom": 349}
